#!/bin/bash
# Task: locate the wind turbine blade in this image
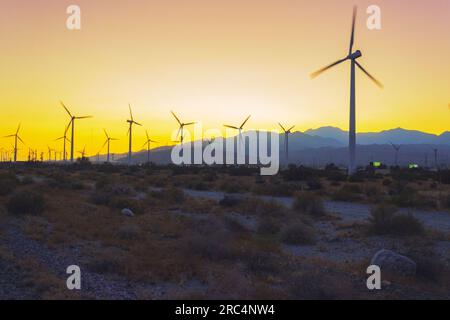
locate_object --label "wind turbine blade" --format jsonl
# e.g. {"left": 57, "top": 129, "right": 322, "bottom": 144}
{"left": 17, "top": 136, "right": 25, "bottom": 144}
{"left": 278, "top": 123, "right": 286, "bottom": 132}
{"left": 310, "top": 57, "right": 348, "bottom": 79}
{"left": 55, "top": 137, "right": 64, "bottom": 141}
{"left": 288, "top": 125, "right": 295, "bottom": 132}
{"left": 76, "top": 116, "right": 93, "bottom": 119}
{"left": 110, "top": 138, "right": 119, "bottom": 141}
{"left": 150, "top": 139, "right": 158, "bottom": 143}
{"left": 240, "top": 115, "right": 251, "bottom": 129}
{"left": 101, "top": 139, "right": 108, "bottom": 150}
{"left": 224, "top": 125, "right": 239, "bottom": 130}
{"left": 349, "top": 6, "right": 357, "bottom": 55}
{"left": 355, "top": 61, "right": 384, "bottom": 89}
{"left": 176, "top": 127, "right": 182, "bottom": 138}
{"left": 129, "top": 104, "right": 134, "bottom": 121}
{"left": 171, "top": 111, "right": 182, "bottom": 126}
{"left": 142, "top": 141, "right": 148, "bottom": 148}
{"left": 103, "top": 129, "right": 109, "bottom": 138}
{"left": 146, "top": 130, "right": 149, "bottom": 141}
{"left": 16, "top": 123, "right": 21, "bottom": 134}
{"left": 60, "top": 101, "right": 72, "bottom": 117}
{"left": 64, "top": 122, "right": 71, "bottom": 135}
{"left": 133, "top": 121, "right": 143, "bottom": 126}
{"left": 184, "top": 122, "right": 195, "bottom": 126}
{"left": 3, "top": 134, "right": 15, "bottom": 138}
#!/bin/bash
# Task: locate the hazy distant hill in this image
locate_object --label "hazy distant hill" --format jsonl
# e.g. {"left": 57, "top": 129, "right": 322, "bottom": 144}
{"left": 305, "top": 127, "right": 450, "bottom": 146}
{"left": 94, "top": 127, "right": 450, "bottom": 167}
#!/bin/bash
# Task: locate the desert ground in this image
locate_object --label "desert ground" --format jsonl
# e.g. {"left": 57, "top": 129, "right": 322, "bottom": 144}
{"left": 0, "top": 161, "right": 449, "bottom": 299}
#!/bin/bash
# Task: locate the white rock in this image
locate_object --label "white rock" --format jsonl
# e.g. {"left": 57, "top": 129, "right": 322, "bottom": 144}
{"left": 121, "top": 208, "right": 135, "bottom": 217}
{"left": 371, "top": 249, "right": 416, "bottom": 276}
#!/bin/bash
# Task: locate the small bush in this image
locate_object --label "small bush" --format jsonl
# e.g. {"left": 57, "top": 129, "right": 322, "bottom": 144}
{"left": 368, "top": 204, "right": 424, "bottom": 236}
{"left": 293, "top": 192, "right": 324, "bottom": 216}
{"left": 281, "top": 222, "right": 315, "bottom": 245}
{"left": 163, "top": 187, "right": 185, "bottom": 204}
{"left": 7, "top": 191, "right": 45, "bottom": 215}
{"left": 257, "top": 217, "right": 281, "bottom": 235}
{"left": 0, "top": 172, "right": 19, "bottom": 195}
{"left": 332, "top": 184, "right": 363, "bottom": 201}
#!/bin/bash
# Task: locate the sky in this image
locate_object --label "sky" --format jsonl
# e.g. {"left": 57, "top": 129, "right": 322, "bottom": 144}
{"left": 0, "top": 0, "right": 449, "bottom": 159}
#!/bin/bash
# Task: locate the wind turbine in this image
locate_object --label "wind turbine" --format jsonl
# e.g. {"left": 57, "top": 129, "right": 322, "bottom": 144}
{"left": 55, "top": 122, "right": 71, "bottom": 162}
{"left": 78, "top": 145, "right": 87, "bottom": 159}
{"left": 171, "top": 111, "right": 195, "bottom": 144}
{"left": 310, "top": 6, "right": 383, "bottom": 175}
{"left": 279, "top": 123, "right": 295, "bottom": 164}
{"left": 60, "top": 101, "right": 92, "bottom": 162}
{"left": 100, "top": 129, "right": 118, "bottom": 163}
{"left": 4, "top": 124, "right": 24, "bottom": 162}
{"left": 126, "top": 104, "right": 142, "bottom": 165}
{"left": 142, "top": 130, "right": 157, "bottom": 164}
{"left": 47, "top": 146, "right": 53, "bottom": 162}
{"left": 224, "top": 115, "right": 251, "bottom": 148}
{"left": 390, "top": 142, "right": 401, "bottom": 166}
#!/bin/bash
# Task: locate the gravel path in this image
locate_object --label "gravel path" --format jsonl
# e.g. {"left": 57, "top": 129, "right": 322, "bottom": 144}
{"left": 1, "top": 221, "right": 203, "bottom": 299}
{"left": 181, "top": 189, "right": 450, "bottom": 233}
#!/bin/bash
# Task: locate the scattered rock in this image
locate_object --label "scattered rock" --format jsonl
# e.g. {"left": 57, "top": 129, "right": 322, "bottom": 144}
{"left": 371, "top": 249, "right": 416, "bottom": 276}
{"left": 219, "top": 194, "right": 246, "bottom": 207}
{"left": 121, "top": 208, "right": 135, "bottom": 217}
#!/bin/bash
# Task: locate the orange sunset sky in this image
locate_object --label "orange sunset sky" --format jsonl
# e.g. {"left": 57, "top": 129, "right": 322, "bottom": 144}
{"left": 0, "top": 0, "right": 449, "bottom": 159}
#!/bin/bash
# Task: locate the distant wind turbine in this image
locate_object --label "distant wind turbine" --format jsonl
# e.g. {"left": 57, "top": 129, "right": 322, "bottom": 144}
{"left": 4, "top": 124, "right": 24, "bottom": 162}
{"left": 390, "top": 142, "right": 401, "bottom": 166}
{"left": 224, "top": 115, "right": 251, "bottom": 148}
{"left": 101, "top": 129, "right": 118, "bottom": 163}
{"left": 55, "top": 122, "right": 71, "bottom": 162}
{"left": 142, "top": 130, "right": 157, "bottom": 164}
{"left": 60, "top": 101, "right": 93, "bottom": 162}
{"left": 171, "top": 111, "right": 195, "bottom": 144}
{"left": 126, "top": 104, "right": 142, "bottom": 165}
{"left": 78, "top": 145, "right": 87, "bottom": 159}
{"left": 279, "top": 123, "right": 295, "bottom": 164}
{"left": 310, "top": 6, "right": 383, "bottom": 175}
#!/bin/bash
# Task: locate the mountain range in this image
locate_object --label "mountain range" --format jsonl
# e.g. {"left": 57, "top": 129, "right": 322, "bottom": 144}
{"left": 90, "top": 127, "right": 450, "bottom": 167}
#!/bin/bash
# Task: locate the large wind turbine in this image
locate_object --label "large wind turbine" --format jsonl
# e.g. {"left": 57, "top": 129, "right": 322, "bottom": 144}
{"left": 279, "top": 123, "right": 295, "bottom": 164}
{"left": 224, "top": 115, "right": 251, "bottom": 148}
{"left": 142, "top": 130, "right": 157, "bottom": 164}
{"left": 55, "top": 122, "right": 71, "bottom": 162}
{"left": 126, "top": 104, "right": 142, "bottom": 165}
{"left": 171, "top": 111, "right": 195, "bottom": 144}
{"left": 310, "top": 6, "right": 383, "bottom": 175}
{"left": 390, "top": 142, "right": 401, "bottom": 166}
{"left": 60, "top": 101, "right": 93, "bottom": 162}
{"left": 101, "top": 129, "right": 118, "bottom": 163}
{"left": 4, "top": 124, "right": 24, "bottom": 162}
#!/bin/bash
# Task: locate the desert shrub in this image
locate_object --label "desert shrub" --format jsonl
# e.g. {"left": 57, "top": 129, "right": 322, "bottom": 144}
{"left": 46, "top": 172, "right": 84, "bottom": 190}
{"left": 239, "top": 198, "right": 286, "bottom": 217}
{"left": 306, "top": 178, "right": 322, "bottom": 190}
{"left": 390, "top": 187, "right": 436, "bottom": 209}
{"left": 116, "top": 224, "right": 141, "bottom": 240}
{"left": 257, "top": 217, "right": 281, "bottom": 235}
{"left": 7, "top": 191, "right": 45, "bottom": 215}
{"left": 281, "top": 222, "right": 315, "bottom": 245}
{"left": 368, "top": 204, "right": 424, "bottom": 236}
{"left": 219, "top": 194, "right": 245, "bottom": 207}
{"left": 332, "top": 184, "right": 363, "bottom": 201}
{"left": 382, "top": 178, "right": 392, "bottom": 186}
{"left": 218, "top": 179, "right": 246, "bottom": 193}
{"left": 21, "top": 176, "right": 34, "bottom": 185}
{"left": 0, "top": 172, "right": 19, "bottom": 196}
{"left": 184, "top": 231, "right": 233, "bottom": 262}
{"left": 293, "top": 192, "right": 324, "bottom": 216}
{"left": 245, "top": 251, "right": 280, "bottom": 275}
{"left": 163, "top": 187, "right": 185, "bottom": 204}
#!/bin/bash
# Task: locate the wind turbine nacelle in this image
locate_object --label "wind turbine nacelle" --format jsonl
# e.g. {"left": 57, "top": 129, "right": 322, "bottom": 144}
{"left": 348, "top": 50, "right": 362, "bottom": 60}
